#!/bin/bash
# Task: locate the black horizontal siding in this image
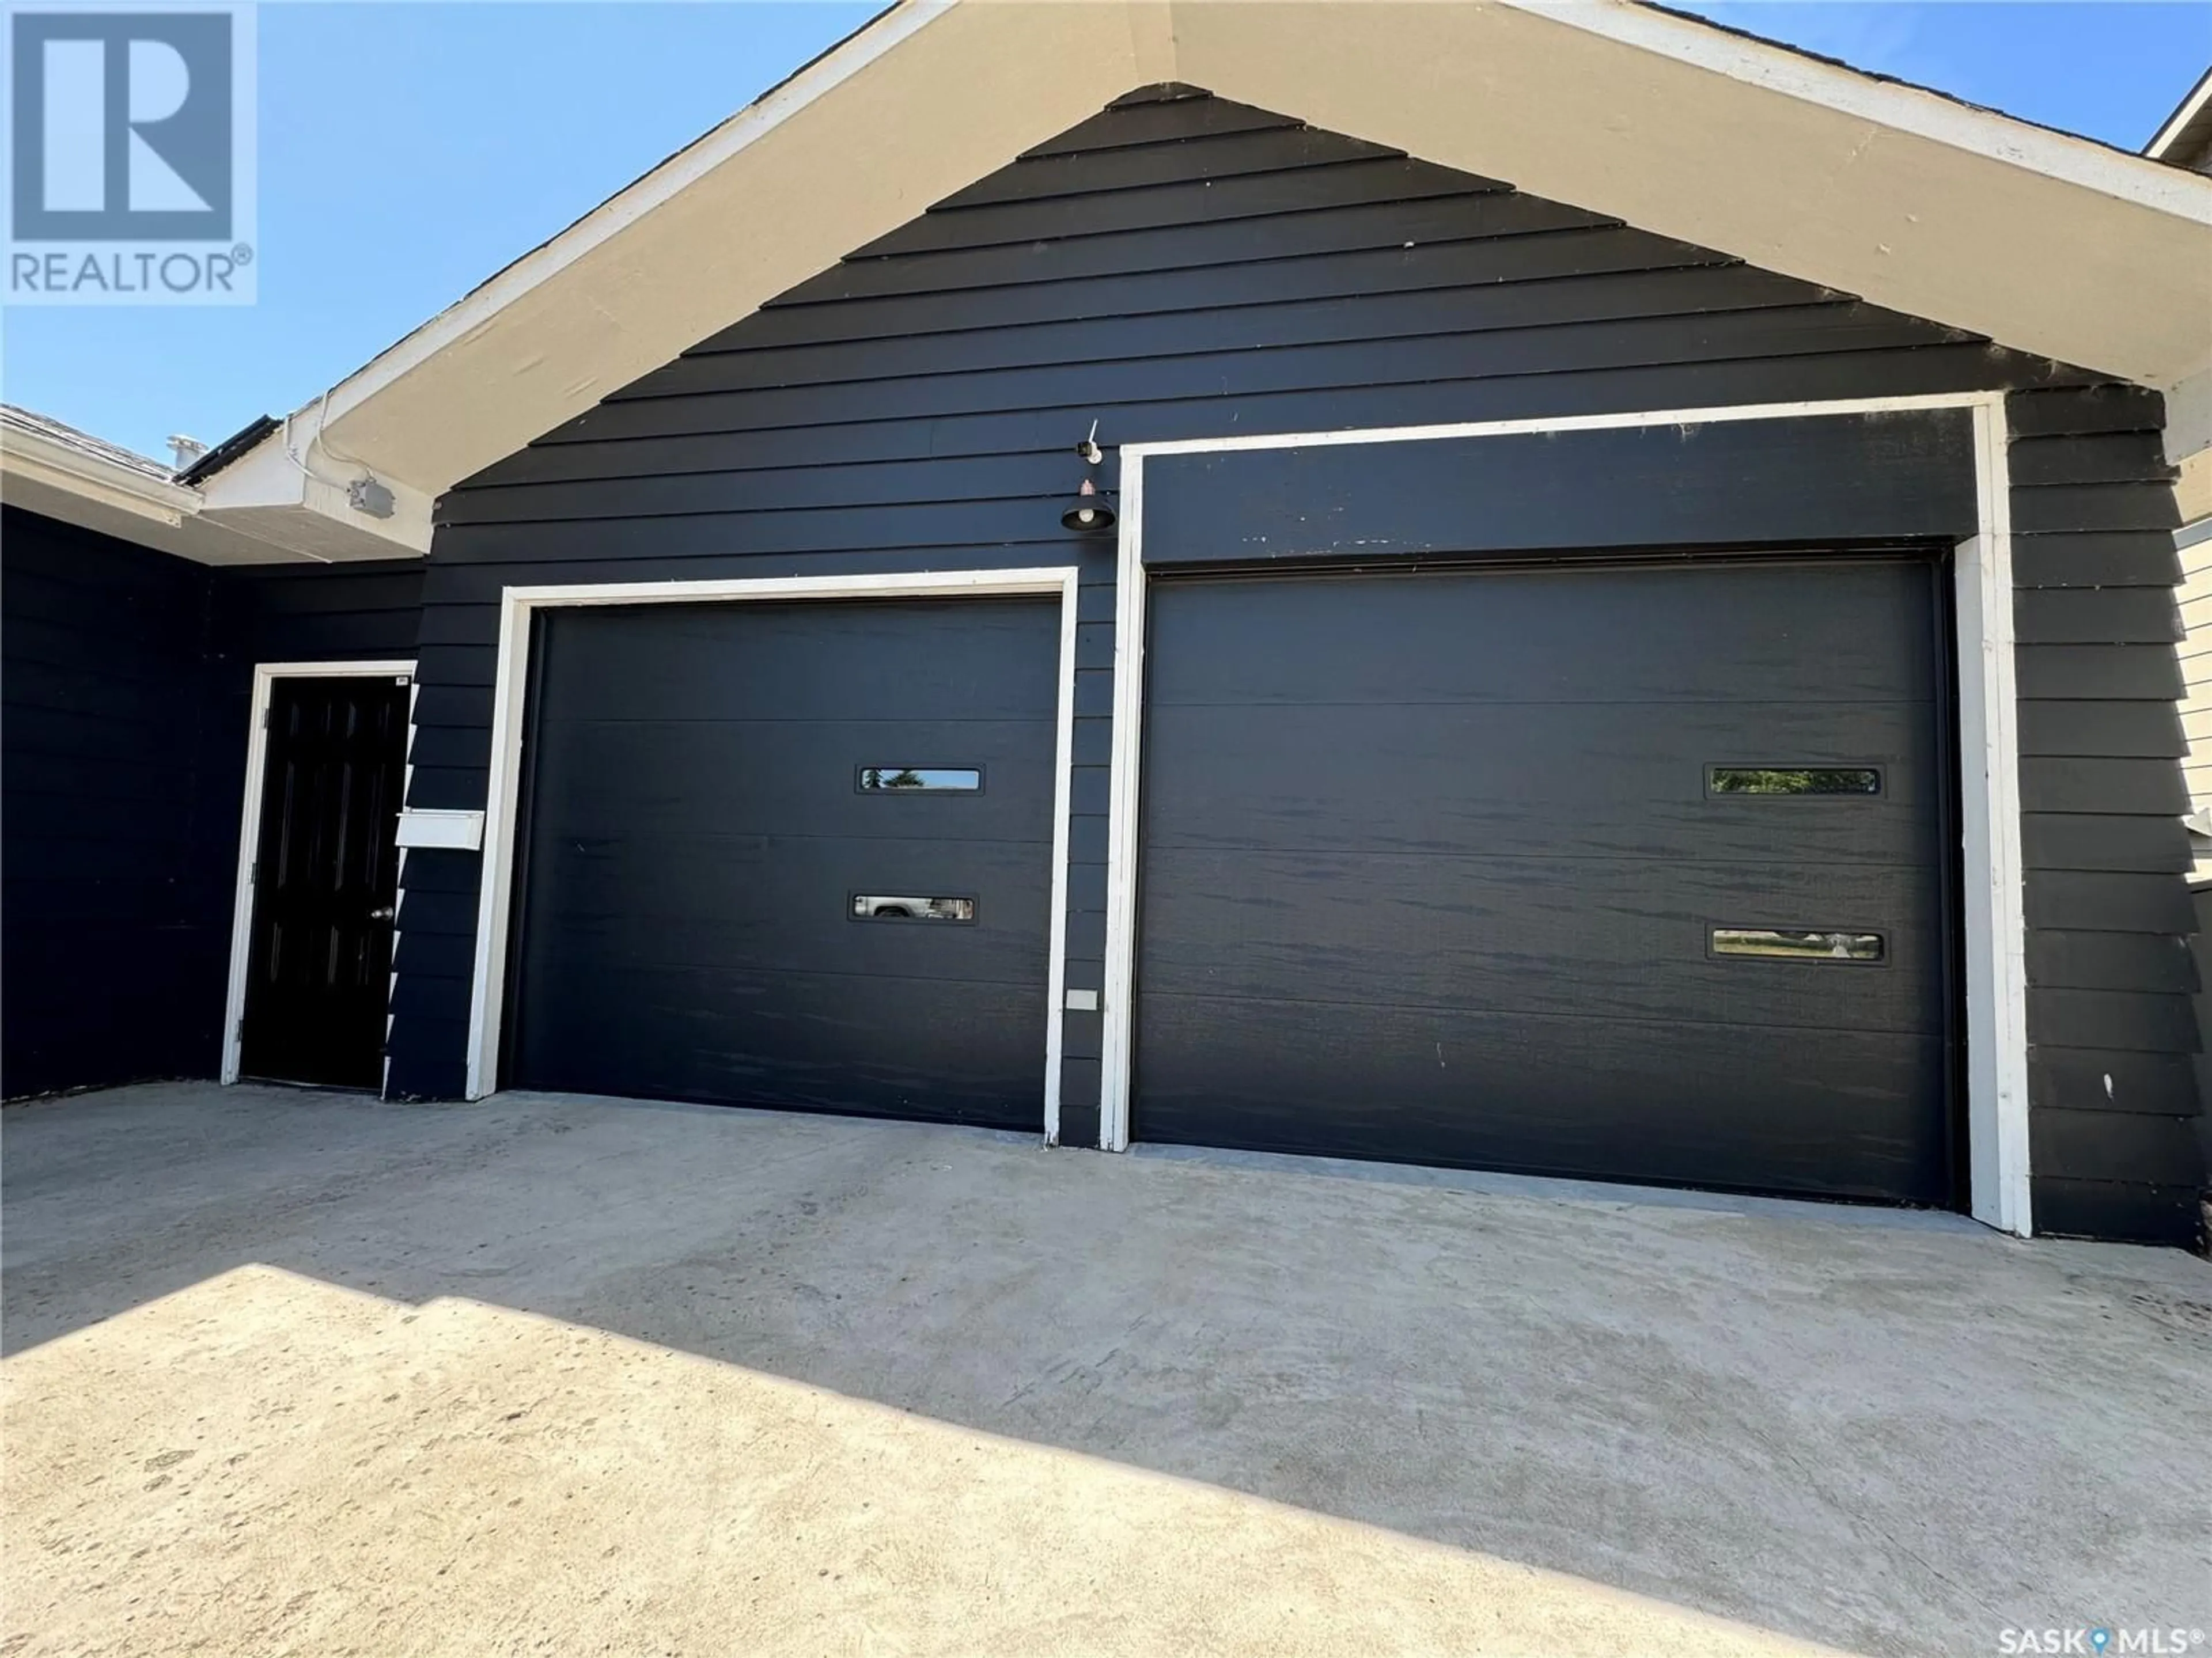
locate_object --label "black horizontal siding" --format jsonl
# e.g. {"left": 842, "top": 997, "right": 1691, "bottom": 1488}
{"left": 404, "top": 89, "right": 2198, "bottom": 1236}
{"left": 2017, "top": 701, "right": 2184, "bottom": 757}
{"left": 2034, "top": 1045, "right": 2199, "bottom": 1115}
{"left": 2006, "top": 385, "right": 2165, "bottom": 438}
{"left": 767, "top": 191, "right": 1619, "bottom": 308}
{"left": 850, "top": 153, "right": 1506, "bottom": 259}
{"left": 950, "top": 122, "right": 1400, "bottom": 207}
{"left": 457, "top": 343, "right": 2070, "bottom": 490}
{"left": 2023, "top": 814, "right": 2192, "bottom": 874}
{"left": 557, "top": 306, "right": 1982, "bottom": 447}
{"left": 619, "top": 265, "right": 1847, "bottom": 407}
{"left": 2012, "top": 532, "right": 2183, "bottom": 590}
{"left": 2006, "top": 379, "right": 2201, "bottom": 1239}
{"left": 1, "top": 509, "right": 423, "bottom": 1098}
{"left": 2016, "top": 645, "right": 2184, "bottom": 702}
{"left": 2, "top": 509, "right": 219, "bottom": 1097}
{"left": 1024, "top": 85, "right": 1293, "bottom": 154}
{"left": 687, "top": 227, "right": 1744, "bottom": 359}
{"left": 211, "top": 561, "right": 425, "bottom": 665}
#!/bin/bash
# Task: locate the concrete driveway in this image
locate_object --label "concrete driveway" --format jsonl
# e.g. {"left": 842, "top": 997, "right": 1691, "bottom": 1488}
{"left": 3, "top": 1082, "right": 2207, "bottom": 1657}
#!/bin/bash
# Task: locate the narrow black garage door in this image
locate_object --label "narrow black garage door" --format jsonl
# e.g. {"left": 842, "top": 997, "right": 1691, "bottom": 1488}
{"left": 506, "top": 597, "right": 1060, "bottom": 1128}
{"left": 1135, "top": 557, "right": 1953, "bottom": 1204}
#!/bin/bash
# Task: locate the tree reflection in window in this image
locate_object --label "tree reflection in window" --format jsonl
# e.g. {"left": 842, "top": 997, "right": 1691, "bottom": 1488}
{"left": 857, "top": 767, "right": 981, "bottom": 792}
{"left": 1709, "top": 767, "right": 1881, "bottom": 796}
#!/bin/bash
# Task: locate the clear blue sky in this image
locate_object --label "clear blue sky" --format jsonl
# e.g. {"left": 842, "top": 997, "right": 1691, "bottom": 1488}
{"left": 3, "top": 1, "right": 2205, "bottom": 463}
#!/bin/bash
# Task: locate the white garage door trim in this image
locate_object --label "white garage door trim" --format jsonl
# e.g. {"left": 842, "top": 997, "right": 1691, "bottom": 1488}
{"left": 1101, "top": 390, "right": 2033, "bottom": 1236}
{"left": 464, "top": 567, "right": 1085, "bottom": 1146}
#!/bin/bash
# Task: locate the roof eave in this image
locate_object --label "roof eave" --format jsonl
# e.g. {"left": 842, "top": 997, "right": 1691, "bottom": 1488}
{"left": 203, "top": 0, "right": 2212, "bottom": 526}
{"left": 0, "top": 412, "right": 199, "bottom": 526}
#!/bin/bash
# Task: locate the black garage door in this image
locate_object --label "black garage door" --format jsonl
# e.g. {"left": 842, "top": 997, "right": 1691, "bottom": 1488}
{"left": 506, "top": 597, "right": 1060, "bottom": 1128}
{"left": 1135, "top": 557, "right": 1954, "bottom": 1205}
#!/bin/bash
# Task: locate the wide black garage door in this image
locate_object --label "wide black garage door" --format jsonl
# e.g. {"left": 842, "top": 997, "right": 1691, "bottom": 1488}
{"left": 1135, "top": 557, "right": 1953, "bottom": 1205}
{"left": 506, "top": 597, "right": 1059, "bottom": 1128}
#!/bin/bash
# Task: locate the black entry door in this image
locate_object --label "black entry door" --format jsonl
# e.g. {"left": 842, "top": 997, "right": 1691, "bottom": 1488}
{"left": 1134, "top": 557, "right": 1953, "bottom": 1205}
{"left": 505, "top": 597, "right": 1059, "bottom": 1129}
{"left": 238, "top": 676, "right": 410, "bottom": 1088}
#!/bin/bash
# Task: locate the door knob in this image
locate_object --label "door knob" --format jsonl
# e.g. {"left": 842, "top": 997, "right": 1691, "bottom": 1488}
{"left": 369, "top": 905, "right": 396, "bottom": 921}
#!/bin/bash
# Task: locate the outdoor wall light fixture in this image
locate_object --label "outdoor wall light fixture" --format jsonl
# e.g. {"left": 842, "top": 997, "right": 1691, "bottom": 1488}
{"left": 1062, "top": 477, "right": 1115, "bottom": 534}
{"left": 1062, "top": 419, "right": 1116, "bottom": 533}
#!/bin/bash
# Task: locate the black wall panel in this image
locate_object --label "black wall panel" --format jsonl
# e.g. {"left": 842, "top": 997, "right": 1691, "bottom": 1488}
{"left": 0, "top": 504, "right": 422, "bottom": 1098}
{"left": 1142, "top": 412, "right": 1978, "bottom": 564}
{"left": 397, "top": 86, "right": 2199, "bottom": 1239}
{"left": 3, "top": 509, "right": 219, "bottom": 1097}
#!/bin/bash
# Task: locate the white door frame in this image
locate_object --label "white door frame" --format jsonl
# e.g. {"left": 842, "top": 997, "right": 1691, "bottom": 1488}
{"left": 462, "top": 567, "right": 1084, "bottom": 1145}
{"left": 1100, "top": 390, "right": 2033, "bottom": 1235}
{"left": 222, "top": 659, "right": 418, "bottom": 1087}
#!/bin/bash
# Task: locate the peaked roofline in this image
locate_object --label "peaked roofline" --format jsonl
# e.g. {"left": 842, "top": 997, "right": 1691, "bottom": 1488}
{"left": 240, "top": 0, "right": 2202, "bottom": 490}
{"left": 169, "top": 0, "right": 2209, "bottom": 563}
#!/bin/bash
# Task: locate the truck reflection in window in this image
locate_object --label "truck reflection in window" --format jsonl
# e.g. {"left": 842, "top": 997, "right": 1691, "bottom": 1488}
{"left": 858, "top": 767, "right": 982, "bottom": 792}
{"left": 1712, "top": 927, "right": 1885, "bottom": 963}
{"left": 1709, "top": 767, "right": 1881, "bottom": 796}
{"left": 851, "top": 895, "right": 976, "bottom": 923}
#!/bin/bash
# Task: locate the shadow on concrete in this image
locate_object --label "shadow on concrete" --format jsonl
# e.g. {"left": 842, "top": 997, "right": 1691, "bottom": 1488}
{"left": 5, "top": 1082, "right": 2209, "bottom": 1657}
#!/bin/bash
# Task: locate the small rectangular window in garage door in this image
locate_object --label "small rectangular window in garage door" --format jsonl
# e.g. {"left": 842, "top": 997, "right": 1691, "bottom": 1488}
{"left": 851, "top": 894, "right": 976, "bottom": 923}
{"left": 1711, "top": 928, "right": 1887, "bottom": 964}
{"left": 1708, "top": 766, "right": 1883, "bottom": 796}
{"left": 857, "top": 767, "right": 982, "bottom": 792}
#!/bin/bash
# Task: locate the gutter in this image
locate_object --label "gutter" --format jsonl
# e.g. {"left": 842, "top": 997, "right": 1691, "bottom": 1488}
{"left": 174, "top": 413, "right": 278, "bottom": 488}
{"left": 0, "top": 410, "right": 202, "bottom": 528}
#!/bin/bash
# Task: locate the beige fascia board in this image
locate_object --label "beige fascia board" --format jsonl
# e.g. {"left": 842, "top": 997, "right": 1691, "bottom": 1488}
{"left": 1172, "top": 0, "right": 2212, "bottom": 391}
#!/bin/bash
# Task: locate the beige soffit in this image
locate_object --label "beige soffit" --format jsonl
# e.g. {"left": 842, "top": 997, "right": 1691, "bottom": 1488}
{"left": 217, "top": 0, "right": 2209, "bottom": 547}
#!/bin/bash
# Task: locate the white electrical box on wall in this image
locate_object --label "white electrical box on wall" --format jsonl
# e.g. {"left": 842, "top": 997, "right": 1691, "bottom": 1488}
{"left": 395, "top": 809, "right": 486, "bottom": 852}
